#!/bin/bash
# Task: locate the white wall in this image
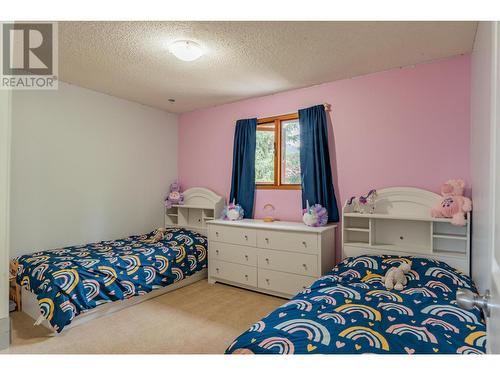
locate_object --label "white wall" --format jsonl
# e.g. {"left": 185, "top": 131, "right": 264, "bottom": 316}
{"left": 10, "top": 82, "right": 178, "bottom": 258}
{"left": 0, "top": 89, "right": 12, "bottom": 349}
{"left": 470, "top": 22, "right": 496, "bottom": 292}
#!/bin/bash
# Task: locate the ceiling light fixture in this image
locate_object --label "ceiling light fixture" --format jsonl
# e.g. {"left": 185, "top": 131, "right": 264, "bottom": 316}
{"left": 168, "top": 40, "right": 204, "bottom": 62}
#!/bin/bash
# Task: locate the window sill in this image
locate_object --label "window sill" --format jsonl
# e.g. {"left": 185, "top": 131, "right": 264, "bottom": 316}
{"left": 256, "top": 184, "right": 301, "bottom": 190}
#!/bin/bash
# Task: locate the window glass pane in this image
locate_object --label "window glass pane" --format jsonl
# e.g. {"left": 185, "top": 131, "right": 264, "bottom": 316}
{"left": 281, "top": 119, "right": 300, "bottom": 184}
{"left": 255, "top": 123, "right": 275, "bottom": 184}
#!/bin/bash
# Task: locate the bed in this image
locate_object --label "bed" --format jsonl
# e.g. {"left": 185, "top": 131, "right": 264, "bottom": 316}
{"left": 226, "top": 255, "right": 486, "bottom": 354}
{"left": 14, "top": 227, "right": 208, "bottom": 332}
{"left": 12, "top": 187, "right": 224, "bottom": 333}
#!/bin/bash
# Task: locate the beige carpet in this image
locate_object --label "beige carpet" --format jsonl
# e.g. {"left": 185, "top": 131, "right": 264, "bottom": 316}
{"left": 2, "top": 280, "right": 285, "bottom": 354}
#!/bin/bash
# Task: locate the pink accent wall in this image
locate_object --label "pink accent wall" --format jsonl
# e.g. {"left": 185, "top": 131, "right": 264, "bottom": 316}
{"left": 178, "top": 55, "right": 470, "bottom": 258}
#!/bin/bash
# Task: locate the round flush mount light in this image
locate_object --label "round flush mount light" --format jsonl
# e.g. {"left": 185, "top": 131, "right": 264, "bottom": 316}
{"left": 168, "top": 40, "right": 204, "bottom": 62}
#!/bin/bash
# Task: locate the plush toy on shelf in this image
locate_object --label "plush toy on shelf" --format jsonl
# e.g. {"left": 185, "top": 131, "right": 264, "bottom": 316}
{"left": 381, "top": 261, "right": 412, "bottom": 291}
{"left": 302, "top": 200, "right": 328, "bottom": 227}
{"left": 221, "top": 199, "right": 244, "bottom": 221}
{"left": 165, "top": 181, "right": 184, "bottom": 209}
{"left": 431, "top": 179, "right": 472, "bottom": 226}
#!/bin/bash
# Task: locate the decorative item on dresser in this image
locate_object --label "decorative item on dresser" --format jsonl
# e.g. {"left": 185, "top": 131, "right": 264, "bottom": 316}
{"left": 342, "top": 187, "right": 471, "bottom": 275}
{"left": 207, "top": 219, "right": 337, "bottom": 298}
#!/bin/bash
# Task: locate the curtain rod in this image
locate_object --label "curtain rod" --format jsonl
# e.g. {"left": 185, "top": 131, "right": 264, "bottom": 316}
{"left": 236, "top": 103, "right": 332, "bottom": 123}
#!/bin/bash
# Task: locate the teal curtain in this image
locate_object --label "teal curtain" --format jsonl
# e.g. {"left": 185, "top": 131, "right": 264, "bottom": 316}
{"left": 299, "top": 105, "right": 339, "bottom": 222}
{"left": 229, "top": 118, "right": 257, "bottom": 218}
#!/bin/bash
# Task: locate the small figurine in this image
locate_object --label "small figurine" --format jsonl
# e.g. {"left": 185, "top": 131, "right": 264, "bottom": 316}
{"left": 221, "top": 199, "right": 244, "bottom": 221}
{"left": 302, "top": 200, "right": 328, "bottom": 227}
{"left": 346, "top": 189, "right": 377, "bottom": 214}
{"left": 165, "top": 181, "right": 184, "bottom": 209}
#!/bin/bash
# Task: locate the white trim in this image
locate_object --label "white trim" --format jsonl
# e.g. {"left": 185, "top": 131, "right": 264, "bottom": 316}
{"left": 0, "top": 88, "right": 12, "bottom": 349}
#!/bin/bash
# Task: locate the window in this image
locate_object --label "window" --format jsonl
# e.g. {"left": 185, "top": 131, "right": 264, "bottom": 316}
{"left": 255, "top": 113, "right": 301, "bottom": 189}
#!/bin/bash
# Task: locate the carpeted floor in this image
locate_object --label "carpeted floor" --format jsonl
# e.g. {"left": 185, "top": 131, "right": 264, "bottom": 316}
{"left": 1, "top": 280, "right": 285, "bottom": 354}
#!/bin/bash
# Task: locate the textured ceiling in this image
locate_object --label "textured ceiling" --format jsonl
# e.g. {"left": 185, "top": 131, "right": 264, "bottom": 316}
{"left": 59, "top": 21, "right": 477, "bottom": 113}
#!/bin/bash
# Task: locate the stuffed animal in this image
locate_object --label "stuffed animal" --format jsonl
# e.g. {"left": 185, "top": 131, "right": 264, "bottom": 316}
{"left": 165, "top": 181, "right": 184, "bottom": 209}
{"left": 431, "top": 179, "right": 472, "bottom": 226}
{"left": 302, "top": 200, "right": 328, "bottom": 227}
{"left": 144, "top": 228, "right": 167, "bottom": 243}
{"left": 381, "top": 262, "right": 412, "bottom": 291}
{"left": 221, "top": 200, "right": 244, "bottom": 221}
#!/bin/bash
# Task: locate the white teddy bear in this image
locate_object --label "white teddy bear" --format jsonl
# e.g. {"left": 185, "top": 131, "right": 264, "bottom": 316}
{"left": 381, "top": 261, "right": 412, "bottom": 291}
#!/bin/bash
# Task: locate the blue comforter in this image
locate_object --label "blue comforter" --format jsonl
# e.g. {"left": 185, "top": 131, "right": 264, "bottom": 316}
{"left": 226, "top": 255, "right": 486, "bottom": 354}
{"left": 15, "top": 228, "right": 207, "bottom": 332}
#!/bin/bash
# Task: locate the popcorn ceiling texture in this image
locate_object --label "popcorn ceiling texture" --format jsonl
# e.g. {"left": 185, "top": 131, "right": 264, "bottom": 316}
{"left": 59, "top": 21, "right": 476, "bottom": 113}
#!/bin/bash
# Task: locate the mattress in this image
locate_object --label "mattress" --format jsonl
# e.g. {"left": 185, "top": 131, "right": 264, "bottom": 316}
{"left": 15, "top": 228, "right": 207, "bottom": 332}
{"left": 226, "top": 255, "right": 486, "bottom": 354}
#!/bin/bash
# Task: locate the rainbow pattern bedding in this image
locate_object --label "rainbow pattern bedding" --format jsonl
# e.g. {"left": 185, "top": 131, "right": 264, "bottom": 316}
{"left": 226, "top": 255, "right": 486, "bottom": 354}
{"left": 15, "top": 228, "right": 207, "bottom": 332}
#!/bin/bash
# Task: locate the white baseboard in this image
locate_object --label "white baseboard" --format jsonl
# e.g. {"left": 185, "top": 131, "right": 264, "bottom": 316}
{"left": 0, "top": 317, "right": 9, "bottom": 350}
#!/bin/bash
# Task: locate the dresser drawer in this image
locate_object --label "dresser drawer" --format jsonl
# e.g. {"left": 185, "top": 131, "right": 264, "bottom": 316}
{"left": 257, "top": 230, "right": 318, "bottom": 253}
{"left": 209, "top": 241, "right": 257, "bottom": 266}
{"left": 258, "top": 249, "right": 318, "bottom": 277}
{"left": 209, "top": 260, "right": 257, "bottom": 287}
{"left": 258, "top": 269, "right": 316, "bottom": 296}
{"left": 209, "top": 224, "right": 257, "bottom": 247}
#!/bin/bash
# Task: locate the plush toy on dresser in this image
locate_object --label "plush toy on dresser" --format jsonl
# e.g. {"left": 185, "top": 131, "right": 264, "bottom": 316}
{"left": 431, "top": 179, "right": 472, "bottom": 226}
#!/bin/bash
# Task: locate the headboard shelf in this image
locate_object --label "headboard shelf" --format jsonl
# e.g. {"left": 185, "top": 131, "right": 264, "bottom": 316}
{"left": 344, "top": 212, "right": 468, "bottom": 224}
{"left": 164, "top": 187, "right": 224, "bottom": 236}
{"left": 342, "top": 187, "right": 471, "bottom": 275}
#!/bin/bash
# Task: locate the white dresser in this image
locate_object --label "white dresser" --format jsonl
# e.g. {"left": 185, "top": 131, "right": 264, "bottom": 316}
{"left": 207, "top": 219, "right": 337, "bottom": 298}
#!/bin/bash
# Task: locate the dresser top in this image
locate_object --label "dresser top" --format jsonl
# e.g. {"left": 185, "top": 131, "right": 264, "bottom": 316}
{"left": 207, "top": 219, "right": 337, "bottom": 233}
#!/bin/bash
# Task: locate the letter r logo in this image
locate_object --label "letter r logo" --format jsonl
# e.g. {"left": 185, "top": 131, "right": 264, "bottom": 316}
{"left": 2, "top": 23, "right": 53, "bottom": 75}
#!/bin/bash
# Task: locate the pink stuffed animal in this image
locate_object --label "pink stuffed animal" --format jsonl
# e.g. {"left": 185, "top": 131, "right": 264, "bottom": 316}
{"left": 431, "top": 179, "right": 472, "bottom": 226}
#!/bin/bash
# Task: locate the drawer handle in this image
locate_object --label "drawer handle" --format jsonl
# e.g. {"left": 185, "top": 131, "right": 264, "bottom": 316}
{"left": 245, "top": 274, "right": 249, "bottom": 280}
{"left": 265, "top": 258, "right": 270, "bottom": 264}
{"left": 302, "top": 241, "right": 307, "bottom": 247}
{"left": 215, "top": 268, "right": 219, "bottom": 273}
{"left": 245, "top": 255, "right": 249, "bottom": 260}
{"left": 265, "top": 238, "right": 269, "bottom": 243}
{"left": 265, "top": 278, "right": 270, "bottom": 284}
{"left": 244, "top": 235, "right": 248, "bottom": 241}
{"left": 215, "top": 231, "right": 219, "bottom": 237}
{"left": 302, "top": 263, "right": 308, "bottom": 270}
{"left": 215, "top": 250, "right": 219, "bottom": 255}
{"left": 302, "top": 285, "right": 307, "bottom": 289}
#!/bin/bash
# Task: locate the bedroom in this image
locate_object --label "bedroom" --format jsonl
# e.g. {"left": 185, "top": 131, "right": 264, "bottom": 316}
{"left": 1, "top": 0, "right": 499, "bottom": 371}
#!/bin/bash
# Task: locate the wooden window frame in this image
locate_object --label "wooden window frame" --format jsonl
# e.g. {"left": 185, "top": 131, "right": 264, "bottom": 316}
{"left": 256, "top": 113, "right": 301, "bottom": 190}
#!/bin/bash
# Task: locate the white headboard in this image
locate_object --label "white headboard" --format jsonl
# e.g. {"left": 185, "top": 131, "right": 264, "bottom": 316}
{"left": 342, "top": 187, "right": 471, "bottom": 275}
{"left": 164, "top": 187, "right": 224, "bottom": 236}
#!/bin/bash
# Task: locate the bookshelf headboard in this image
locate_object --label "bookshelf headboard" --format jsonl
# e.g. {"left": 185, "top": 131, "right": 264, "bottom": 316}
{"left": 164, "top": 187, "right": 224, "bottom": 235}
